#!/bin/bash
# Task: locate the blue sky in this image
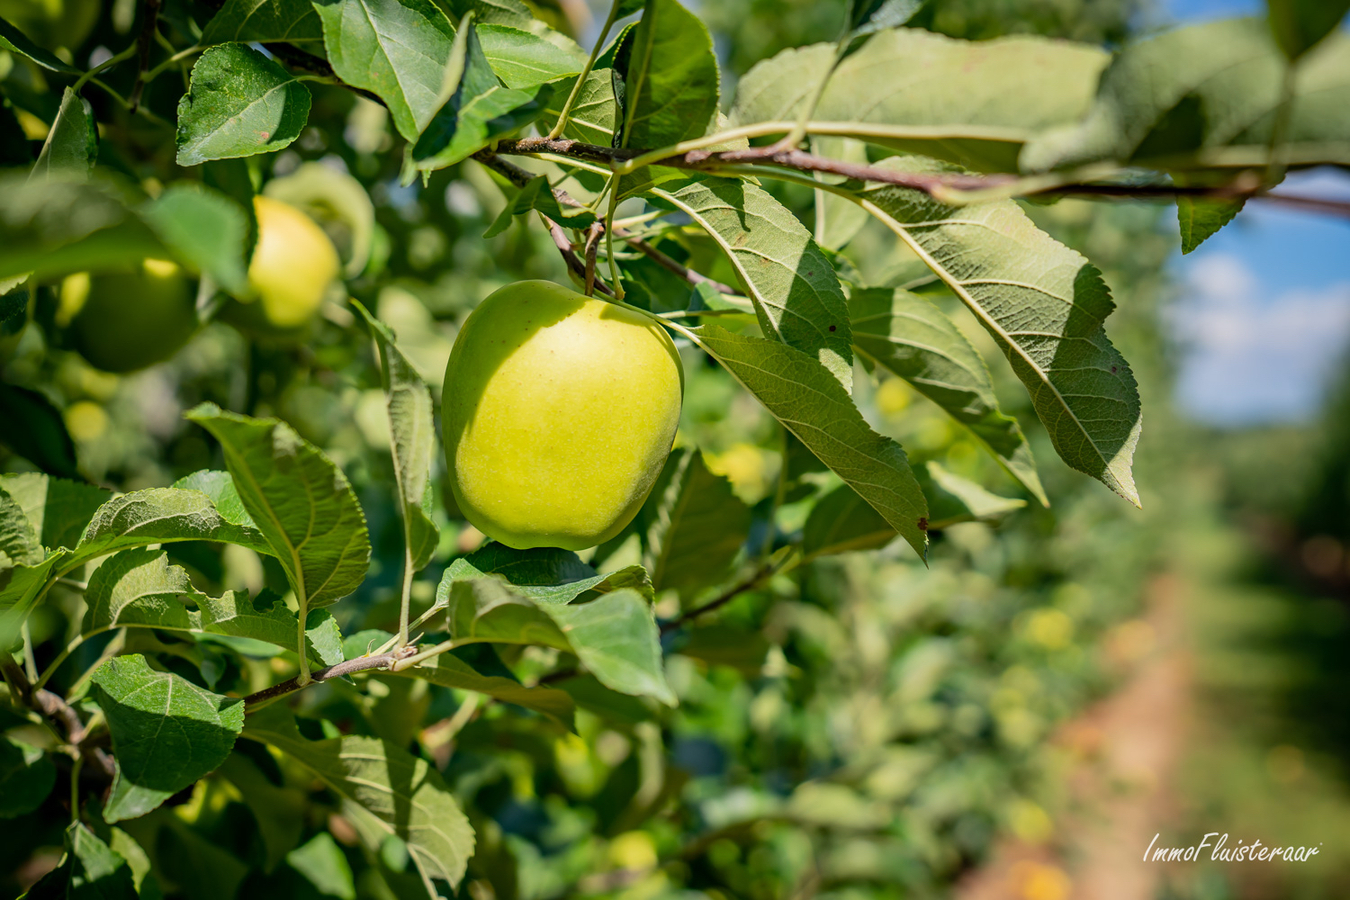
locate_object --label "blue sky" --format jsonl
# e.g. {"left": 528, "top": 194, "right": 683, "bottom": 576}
{"left": 1160, "top": 0, "right": 1350, "bottom": 426}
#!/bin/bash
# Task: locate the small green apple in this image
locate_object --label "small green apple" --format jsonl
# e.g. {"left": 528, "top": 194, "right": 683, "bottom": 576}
{"left": 60, "top": 259, "right": 197, "bottom": 373}
{"left": 442, "top": 281, "right": 684, "bottom": 550}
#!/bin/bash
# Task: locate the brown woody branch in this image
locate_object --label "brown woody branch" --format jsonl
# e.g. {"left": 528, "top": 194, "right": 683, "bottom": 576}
{"left": 1, "top": 658, "right": 114, "bottom": 777}
{"left": 660, "top": 558, "right": 781, "bottom": 634}
{"left": 243, "top": 646, "right": 418, "bottom": 711}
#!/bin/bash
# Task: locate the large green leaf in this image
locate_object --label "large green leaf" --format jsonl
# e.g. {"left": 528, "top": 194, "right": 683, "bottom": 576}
{"left": 0, "top": 734, "right": 55, "bottom": 818}
{"left": 0, "top": 552, "right": 65, "bottom": 648}
{"left": 313, "top": 0, "right": 458, "bottom": 141}
{"left": 922, "top": 460, "right": 1027, "bottom": 527}
{"left": 79, "top": 548, "right": 342, "bottom": 665}
{"left": 413, "top": 22, "right": 554, "bottom": 172}
{"left": 201, "top": 0, "right": 326, "bottom": 46}
{"left": 443, "top": 579, "right": 674, "bottom": 704}
{"left": 617, "top": 0, "right": 719, "bottom": 149}
{"left": 641, "top": 448, "right": 751, "bottom": 593}
{"left": 354, "top": 304, "right": 439, "bottom": 570}
{"left": 540, "top": 67, "right": 618, "bottom": 146}
{"left": 176, "top": 44, "right": 313, "bottom": 167}
{"left": 850, "top": 287, "right": 1045, "bottom": 504}
{"left": 653, "top": 178, "right": 853, "bottom": 390}
{"left": 0, "top": 486, "right": 43, "bottom": 570}
{"left": 477, "top": 23, "right": 586, "bottom": 89}
{"left": 244, "top": 705, "right": 475, "bottom": 891}
{"left": 32, "top": 88, "right": 97, "bottom": 180}
{"left": 0, "top": 473, "right": 110, "bottom": 553}
{"left": 74, "top": 486, "right": 273, "bottom": 563}
{"left": 90, "top": 654, "right": 245, "bottom": 822}
{"left": 691, "top": 325, "right": 929, "bottom": 559}
{"left": 1022, "top": 19, "right": 1350, "bottom": 172}
{"left": 186, "top": 404, "right": 371, "bottom": 610}
{"left": 431, "top": 543, "right": 653, "bottom": 609}
{"left": 21, "top": 823, "right": 138, "bottom": 899}
{"left": 140, "top": 184, "right": 251, "bottom": 295}
{"left": 731, "top": 30, "right": 1109, "bottom": 172}
{"left": 855, "top": 158, "right": 1142, "bottom": 504}
{"left": 216, "top": 751, "right": 307, "bottom": 873}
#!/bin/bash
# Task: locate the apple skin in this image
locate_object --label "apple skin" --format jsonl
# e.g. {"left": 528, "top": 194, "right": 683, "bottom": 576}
{"left": 225, "top": 196, "right": 341, "bottom": 335}
{"left": 62, "top": 260, "right": 197, "bottom": 373}
{"left": 442, "top": 280, "right": 684, "bottom": 550}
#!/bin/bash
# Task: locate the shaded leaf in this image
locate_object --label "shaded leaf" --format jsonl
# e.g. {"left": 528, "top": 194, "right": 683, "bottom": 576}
{"left": 1269, "top": 0, "right": 1350, "bottom": 59}
{"left": 0, "top": 734, "right": 55, "bottom": 818}
{"left": 32, "top": 88, "right": 97, "bottom": 181}
{"left": 21, "top": 823, "right": 137, "bottom": 900}
{"left": 217, "top": 751, "right": 306, "bottom": 873}
{"left": 390, "top": 646, "right": 576, "bottom": 727}
{"left": 856, "top": 157, "right": 1142, "bottom": 504}
{"left": 141, "top": 184, "right": 251, "bottom": 295}
{"left": 0, "top": 473, "right": 109, "bottom": 552}
{"left": 477, "top": 23, "right": 586, "bottom": 89}
{"left": 436, "top": 543, "right": 652, "bottom": 606}
{"left": 0, "top": 385, "right": 80, "bottom": 480}
{"left": 732, "top": 31, "right": 1108, "bottom": 172}
{"left": 802, "top": 484, "right": 896, "bottom": 557}
{"left": 847, "top": 0, "right": 923, "bottom": 37}
{"left": 314, "top": 0, "right": 458, "bottom": 141}
{"left": 354, "top": 303, "right": 439, "bottom": 570}
{"left": 90, "top": 654, "right": 245, "bottom": 822}
{"left": 1023, "top": 19, "right": 1350, "bottom": 172}
{"left": 849, "top": 287, "right": 1045, "bottom": 504}
{"left": 75, "top": 485, "right": 273, "bottom": 564}
{"left": 0, "top": 15, "right": 80, "bottom": 73}
{"left": 201, "top": 0, "right": 325, "bottom": 46}
{"left": 922, "top": 460, "right": 1026, "bottom": 527}
{"left": 176, "top": 43, "right": 312, "bottom": 167}
{"left": 653, "top": 178, "right": 853, "bottom": 389}
{"left": 483, "top": 174, "right": 597, "bottom": 238}
{"left": 244, "top": 705, "right": 475, "bottom": 891}
{"left": 413, "top": 22, "right": 554, "bottom": 172}
{"left": 691, "top": 324, "right": 929, "bottom": 558}
{"left": 541, "top": 67, "right": 618, "bottom": 145}
{"left": 187, "top": 404, "right": 371, "bottom": 609}
{"left": 642, "top": 448, "right": 750, "bottom": 593}
{"left": 617, "top": 0, "right": 719, "bottom": 149}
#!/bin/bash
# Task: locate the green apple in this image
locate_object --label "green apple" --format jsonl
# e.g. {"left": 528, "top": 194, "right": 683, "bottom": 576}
{"left": 60, "top": 259, "right": 197, "bottom": 373}
{"left": 442, "top": 281, "right": 684, "bottom": 550}
{"left": 225, "top": 196, "right": 341, "bottom": 335}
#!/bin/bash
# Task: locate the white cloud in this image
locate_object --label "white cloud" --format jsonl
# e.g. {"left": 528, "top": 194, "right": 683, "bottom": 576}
{"left": 1167, "top": 253, "right": 1350, "bottom": 425}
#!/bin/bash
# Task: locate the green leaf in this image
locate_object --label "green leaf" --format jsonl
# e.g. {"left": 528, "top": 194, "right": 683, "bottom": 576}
{"left": 802, "top": 484, "right": 895, "bottom": 557}
{"left": 176, "top": 43, "right": 313, "bottom": 167}
{"left": 78, "top": 548, "right": 342, "bottom": 665}
{"left": 21, "top": 823, "right": 138, "bottom": 900}
{"left": 0, "top": 473, "right": 110, "bottom": 552}
{"left": 0, "top": 175, "right": 169, "bottom": 282}
{"left": 483, "top": 174, "right": 598, "bottom": 238}
{"left": 390, "top": 646, "right": 576, "bottom": 726}
{"left": 1177, "top": 192, "right": 1246, "bottom": 255}
{"left": 1269, "top": 0, "right": 1350, "bottom": 59}
{"left": 354, "top": 303, "right": 440, "bottom": 570}
{"left": 141, "top": 184, "right": 251, "bottom": 295}
{"left": 244, "top": 705, "right": 475, "bottom": 891}
{"left": 921, "top": 460, "right": 1026, "bottom": 528}
{"left": 314, "top": 0, "right": 458, "bottom": 141}
{"left": 187, "top": 404, "right": 372, "bottom": 610}
{"left": 691, "top": 324, "right": 929, "bottom": 559}
{"left": 74, "top": 485, "right": 273, "bottom": 564}
{"left": 642, "top": 448, "right": 751, "bottom": 593}
{"left": 0, "top": 15, "right": 80, "bottom": 73}
{"left": 0, "top": 386, "right": 80, "bottom": 480}
{"left": 32, "top": 88, "right": 97, "bottom": 181}
{"left": 0, "top": 734, "right": 55, "bottom": 818}
{"left": 653, "top": 178, "right": 853, "bottom": 390}
{"left": 287, "top": 833, "right": 356, "bottom": 900}
{"left": 541, "top": 67, "right": 618, "bottom": 145}
{"left": 731, "top": 31, "right": 1109, "bottom": 172}
{"left": 90, "top": 653, "right": 245, "bottom": 822}
{"left": 438, "top": 542, "right": 653, "bottom": 605}
{"left": 216, "top": 751, "right": 306, "bottom": 873}
{"left": 1023, "top": 19, "right": 1350, "bottom": 172}
{"left": 847, "top": 0, "right": 923, "bottom": 37}
{"left": 477, "top": 23, "right": 586, "bottom": 89}
{"left": 856, "top": 157, "right": 1143, "bottom": 504}
{"left": 444, "top": 578, "right": 674, "bottom": 703}
{"left": 413, "top": 22, "right": 554, "bottom": 171}
{"left": 0, "top": 486, "right": 43, "bottom": 570}
{"left": 172, "top": 470, "right": 258, "bottom": 531}
{"left": 0, "top": 552, "right": 66, "bottom": 648}
{"left": 617, "top": 0, "right": 719, "bottom": 149}
{"left": 201, "top": 0, "right": 326, "bottom": 46}
{"left": 849, "top": 287, "right": 1046, "bottom": 504}
{"left": 812, "top": 136, "right": 871, "bottom": 251}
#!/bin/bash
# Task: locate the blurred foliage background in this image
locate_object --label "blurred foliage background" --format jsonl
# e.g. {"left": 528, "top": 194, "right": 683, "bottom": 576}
{"left": 4, "top": 0, "right": 1350, "bottom": 898}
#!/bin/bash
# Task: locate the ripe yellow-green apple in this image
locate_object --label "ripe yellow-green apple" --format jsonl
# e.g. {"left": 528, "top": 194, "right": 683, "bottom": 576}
{"left": 225, "top": 196, "right": 341, "bottom": 335}
{"left": 59, "top": 259, "right": 197, "bottom": 373}
{"left": 442, "top": 281, "right": 684, "bottom": 550}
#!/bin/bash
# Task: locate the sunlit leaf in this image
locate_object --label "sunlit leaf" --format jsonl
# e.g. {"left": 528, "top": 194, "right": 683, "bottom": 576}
{"left": 617, "top": 0, "right": 719, "bottom": 149}
{"left": 201, "top": 0, "right": 325, "bottom": 46}
{"left": 177, "top": 44, "right": 312, "bottom": 167}
{"left": 32, "top": 88, "right": 96, "bottom": 181}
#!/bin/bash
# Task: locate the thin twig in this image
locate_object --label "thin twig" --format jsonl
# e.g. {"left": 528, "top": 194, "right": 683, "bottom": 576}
{"left": 243, "top": 647, "right": 418, "bottom": 711}
{"left": 541, "top": 213, "right": 616, "bottom": 295}
{"left": 127, "top": 0, "right": 163, "bottom": 113}
{"left": 660, "top": 558, "right": 782, "bottom": 634}
{"left": 583, "top": 222, "right": 604, "bottom": 296}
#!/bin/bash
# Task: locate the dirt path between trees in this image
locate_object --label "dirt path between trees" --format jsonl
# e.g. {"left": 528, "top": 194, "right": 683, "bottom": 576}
{"left": 955, "top": 573, "right": 1191, "bottom": 900}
